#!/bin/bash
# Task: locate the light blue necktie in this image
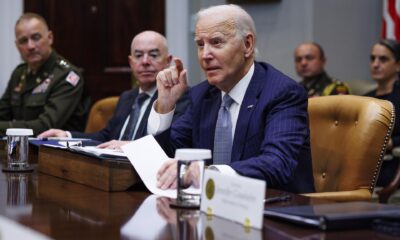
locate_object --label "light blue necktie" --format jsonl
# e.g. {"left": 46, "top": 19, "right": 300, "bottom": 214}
{"left": 213, "top": 94, "right": 234, "bottom": 164}
{"left": 121, "top": 92, "right": 149, "bottom": 140}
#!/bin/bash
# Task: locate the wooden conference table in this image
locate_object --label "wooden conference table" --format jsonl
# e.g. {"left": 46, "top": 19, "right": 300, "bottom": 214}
{"left": 0, "top": 158, "right": 398, "bottom": 239}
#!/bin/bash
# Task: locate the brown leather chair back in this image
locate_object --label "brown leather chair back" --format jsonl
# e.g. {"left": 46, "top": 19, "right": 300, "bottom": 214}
{"left": 85, "top": 96, "right": 119, "bottom": 133}
{"left": 304, "top": 95, "right": 394, "bottom": 201}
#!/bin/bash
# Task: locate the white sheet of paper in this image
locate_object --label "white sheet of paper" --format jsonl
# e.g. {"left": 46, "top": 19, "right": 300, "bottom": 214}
{"left": 121, "top": 135, "right": 176, "bottom": 198}
{"left": 0, "top": 215, "right": 52, "bottom": 240}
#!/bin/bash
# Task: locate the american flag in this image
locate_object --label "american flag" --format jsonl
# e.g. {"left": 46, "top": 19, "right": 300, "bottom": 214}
{"left": 382, "top": 0, "right": 400, "bottom": 41}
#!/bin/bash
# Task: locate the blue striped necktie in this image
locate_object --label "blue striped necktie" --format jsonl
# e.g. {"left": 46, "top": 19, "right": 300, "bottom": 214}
{"left": 121, "top": 92, "right": 149, "bottom": 140}
{"left": 213, "top": 94, "right": 234, "bottom": 164}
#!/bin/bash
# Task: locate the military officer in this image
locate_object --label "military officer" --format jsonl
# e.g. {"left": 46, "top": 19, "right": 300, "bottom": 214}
{"left": 294, "top": 42, "right": 350, "bottom": 97}
{"left": 0, "top": 13, "right": 88, "bottom": 135}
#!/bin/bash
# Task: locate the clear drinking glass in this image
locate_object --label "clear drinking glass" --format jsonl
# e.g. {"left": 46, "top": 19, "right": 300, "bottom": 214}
{"left": 176, "top": 149, "right": 211, "bottom": 208}
{"left": 5, "top": 128, "right": 33, "bottom": 172}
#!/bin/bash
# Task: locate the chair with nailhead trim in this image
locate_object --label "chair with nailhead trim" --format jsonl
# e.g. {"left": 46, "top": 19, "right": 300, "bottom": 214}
{"left": 85, "top": 96, "right": 119, "bottom": 133}
{"left": 303, "top": 95, "right": 394, "bottom": 202}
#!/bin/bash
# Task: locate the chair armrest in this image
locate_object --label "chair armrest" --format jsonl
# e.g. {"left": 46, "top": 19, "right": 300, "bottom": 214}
{"left": 301, "top": 189, "right": 372, "bottom": 202}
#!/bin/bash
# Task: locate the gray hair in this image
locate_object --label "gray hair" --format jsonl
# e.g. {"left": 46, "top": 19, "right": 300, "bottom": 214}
{"left": 196, "top": 4, "right": 258, "bottom": 58}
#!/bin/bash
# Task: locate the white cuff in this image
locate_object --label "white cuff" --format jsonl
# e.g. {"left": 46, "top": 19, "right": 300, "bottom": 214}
{"left": 147, "top": 100, "right": 175, "bottom": 135}
{"left": 65, "top": 131, "right": 72, "bottom": 138}
{"left": 208, "top": 165, "right": 238, "bottom": 176}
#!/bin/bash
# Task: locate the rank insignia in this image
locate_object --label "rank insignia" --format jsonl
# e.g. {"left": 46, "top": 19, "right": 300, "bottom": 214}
{"left": 59, "top": 60, "right": 70, "bottom": 68}
{"left": 66, "top": 71, "right": 80, "bottom": 87}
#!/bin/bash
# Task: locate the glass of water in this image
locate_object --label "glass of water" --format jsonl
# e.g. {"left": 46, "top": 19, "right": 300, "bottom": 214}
{"left": 175, "top": 149, "right": 211, "bottom": 208}
{"left": 4, "top": 128, "right": 33, "bottom": 172}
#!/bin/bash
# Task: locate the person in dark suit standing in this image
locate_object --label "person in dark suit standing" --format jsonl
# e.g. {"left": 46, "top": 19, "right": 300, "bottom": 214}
{"left": 148, "top": 5, "right": 315, "bottom": 193}
{"left": 39, "top": 31, "right": 188, "bottom": 149}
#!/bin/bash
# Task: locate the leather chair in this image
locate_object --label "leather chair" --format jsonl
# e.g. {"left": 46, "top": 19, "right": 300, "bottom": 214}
{"left": 85, "top": 96, "right": 119, "bottom": 133}
{"left": 303, "top": 95, "right": 394, "bottom": 202}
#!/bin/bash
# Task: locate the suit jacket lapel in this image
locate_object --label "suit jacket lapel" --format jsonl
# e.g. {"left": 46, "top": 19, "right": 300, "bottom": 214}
{"left": 231, "top": 63, "right": 264, "bottom": 162}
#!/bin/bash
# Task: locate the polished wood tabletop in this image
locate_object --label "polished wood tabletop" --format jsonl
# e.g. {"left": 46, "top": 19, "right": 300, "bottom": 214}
{"left": 0, "top": 161, "right": 398, "bottom": 240}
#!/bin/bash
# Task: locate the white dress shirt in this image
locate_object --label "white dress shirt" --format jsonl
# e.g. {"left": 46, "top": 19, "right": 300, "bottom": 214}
{"left": 67, "top": 86, "right": 157, "bottom": 140}
{"left": 118, "top": 86, "right": 157, "bottom": 140}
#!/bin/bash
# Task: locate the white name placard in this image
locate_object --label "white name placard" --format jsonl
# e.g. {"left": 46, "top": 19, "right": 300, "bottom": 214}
{"left": 200, "top": 169, "right": 266, "bottom": 229}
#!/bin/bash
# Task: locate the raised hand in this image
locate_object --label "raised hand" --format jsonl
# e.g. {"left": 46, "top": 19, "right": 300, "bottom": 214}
{"left": 155, "top": 58, "right": 188, "bottom": 113}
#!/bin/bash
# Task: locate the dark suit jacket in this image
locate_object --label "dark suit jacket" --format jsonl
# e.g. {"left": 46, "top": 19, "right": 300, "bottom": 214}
{"left": 72, "top": 89, "right": 189, "bottom": 142}
{"left": 156, "top": 62, "right": 315, "bottom": 193}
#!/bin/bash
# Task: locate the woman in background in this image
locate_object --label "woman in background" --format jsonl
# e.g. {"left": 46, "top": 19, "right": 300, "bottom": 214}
{"left": 365, "top": 39, "right": 400, "bottom": 186}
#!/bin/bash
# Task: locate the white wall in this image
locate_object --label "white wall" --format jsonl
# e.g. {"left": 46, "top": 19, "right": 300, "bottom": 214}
{"left": 313, "top": 0, "right": 381, "bottom": 94}
{"left": 166, "top": 0, "right": 204, "bottom": 86}
{"left": 166, "top": 0, "right": 382, "bottom": 95}
{"left": 0, "top": 0, "right": 23, "bottom": 95}
{"left": 244, "top": 0, "right": 314, "bottom": 80}
{"left": 3, "top": 1, "right": 381, "bottom": 95}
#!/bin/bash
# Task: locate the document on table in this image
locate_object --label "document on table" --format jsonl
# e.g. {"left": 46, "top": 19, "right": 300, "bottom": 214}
{"left": 34, "top": 140, "right": 127, "bottom": 159}
{"left": 30, "top": 139, "right": 99, "bottom": 149}
{"left": 68, "top": 146, "right": 127, "bottom": 159}
{"left": 121, "top": 135, "right": 177, "bottom": 198}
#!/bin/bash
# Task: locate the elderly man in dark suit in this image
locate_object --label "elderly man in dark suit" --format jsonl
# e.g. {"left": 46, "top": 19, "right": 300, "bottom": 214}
{"left": 39, "top": 31, "right": 188, "bottom": 149}
{"left": 148, "top": 5, "right": 315, "bottom": 193}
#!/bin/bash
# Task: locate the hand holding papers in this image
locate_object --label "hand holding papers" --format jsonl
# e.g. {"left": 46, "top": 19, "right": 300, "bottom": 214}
{"left": 121, "top": 135, "right": 176, "bottom": 198}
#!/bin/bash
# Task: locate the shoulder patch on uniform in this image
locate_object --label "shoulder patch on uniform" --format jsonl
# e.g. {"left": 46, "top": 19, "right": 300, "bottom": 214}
{"left": 65, "top": 71, "right": 80, "bottom": 86}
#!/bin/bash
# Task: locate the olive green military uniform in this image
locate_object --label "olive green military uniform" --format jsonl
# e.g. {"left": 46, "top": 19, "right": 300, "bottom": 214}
{"left": 300, "top": 71, "right": 350, "bottom": 97}
{"left": 0, "top": 51, "right": 89, "bottom": 135}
